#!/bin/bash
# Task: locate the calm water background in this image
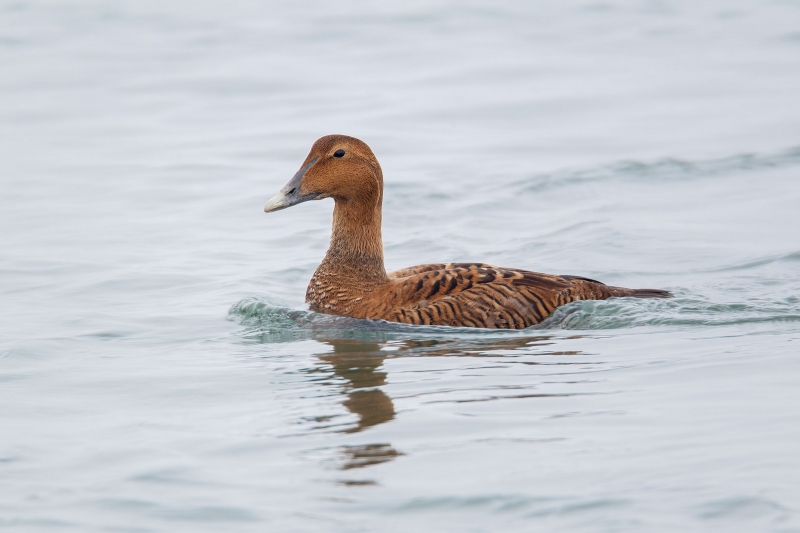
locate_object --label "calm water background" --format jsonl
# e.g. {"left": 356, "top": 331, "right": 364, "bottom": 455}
{"left": 2, "top": 1, "right": 800, "bottom": 531}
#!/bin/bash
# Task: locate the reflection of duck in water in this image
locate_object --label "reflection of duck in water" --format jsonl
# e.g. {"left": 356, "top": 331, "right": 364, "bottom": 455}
{"left": 315, "top": 339, "right": 401, "bottom": 471}
{"left": 313, "top": 335, "right": 579, "bottom": 471}
{"left": 317, "top": 339, "right": 395, "bottom": 433}
{"left": 314, "top": 334, "right": 570, "bottom": 434}
{"left": 264, "top": 134, "right": 670, "bottom": 329}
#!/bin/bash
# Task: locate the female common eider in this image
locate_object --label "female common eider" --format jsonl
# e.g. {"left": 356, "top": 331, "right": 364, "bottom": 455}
{"left": 264, "top": 135, "right": 669, "bottom": 329}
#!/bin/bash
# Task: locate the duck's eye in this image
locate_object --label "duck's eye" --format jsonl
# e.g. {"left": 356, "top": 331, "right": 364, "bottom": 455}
{"left": 333, "top": 149, "right": 345, "bottom": 158}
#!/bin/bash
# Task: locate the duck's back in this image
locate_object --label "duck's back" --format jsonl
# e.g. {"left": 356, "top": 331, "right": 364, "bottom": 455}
{"left": 308, "top": 262, "right": 669, "bottom": 329}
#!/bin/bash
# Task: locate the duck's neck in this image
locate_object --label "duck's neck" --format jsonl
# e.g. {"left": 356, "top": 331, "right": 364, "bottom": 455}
{"left": 316, "top": 195, "right": 388, "bottom": 284}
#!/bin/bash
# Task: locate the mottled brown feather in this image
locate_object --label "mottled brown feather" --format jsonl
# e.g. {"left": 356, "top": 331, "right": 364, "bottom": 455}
{"left": 265, "top": 135, "right": 670, "bottom": 329}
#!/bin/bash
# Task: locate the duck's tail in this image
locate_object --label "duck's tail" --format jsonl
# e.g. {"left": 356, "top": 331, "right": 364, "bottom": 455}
{"left": 560, "top": 275, "right": 672, "bottom": 299}
{"left": 611, "top": 287, "right": 672, "bottom": 299}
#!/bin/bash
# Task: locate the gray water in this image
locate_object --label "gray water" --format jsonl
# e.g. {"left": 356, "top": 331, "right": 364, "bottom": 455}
{"left": 2, "top": 1, "right": 800, "bottom": 531}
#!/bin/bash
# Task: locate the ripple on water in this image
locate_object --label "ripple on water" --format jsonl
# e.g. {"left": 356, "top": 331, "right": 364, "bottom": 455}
{"left": 228, "top": 289, "right": 800, "bottom": 338}
{"left": 698, "top": 250, "right": 800, "bottom": 273}
{"left": 390, "top": 494, "right": 630, "bottom": 517}
{"left": 515, "top": 146, "right": 800, "bottom": 193}
{"left": 227, "top": 296, "right": 535, "bottom": 342}
{"left": 694, "top": 496, "right": 790, "bottom": 523}
{"left": 540, "top": 294, "right": 800, "bottom": 329}
{"left": 89, "top": 498, "right": 260, "bottom": 523}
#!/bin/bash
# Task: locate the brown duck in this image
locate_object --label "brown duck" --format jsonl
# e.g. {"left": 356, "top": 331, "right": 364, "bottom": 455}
{"left": 264, "top": 135, "right": 670, "bottom": 329}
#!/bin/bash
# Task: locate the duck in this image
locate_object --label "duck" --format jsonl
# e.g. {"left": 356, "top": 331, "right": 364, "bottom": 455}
{"left": 264, "top": 135, "right": 670, "bottom": 329}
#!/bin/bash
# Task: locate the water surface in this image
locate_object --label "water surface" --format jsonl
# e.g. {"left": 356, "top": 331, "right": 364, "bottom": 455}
{"left": 2, "top": 1, "right": 800, "bottom": 531}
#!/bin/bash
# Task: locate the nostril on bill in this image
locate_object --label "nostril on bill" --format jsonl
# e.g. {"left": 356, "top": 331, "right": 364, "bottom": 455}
{"left": 288, "top": 188, "right": 296, "bottom": 194}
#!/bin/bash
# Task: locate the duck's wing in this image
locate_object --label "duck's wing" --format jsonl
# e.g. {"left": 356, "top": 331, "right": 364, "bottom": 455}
{"left": 381, "top": 263, "right": 582, "bottom": 328}
{"left": 377, "top": 263, "right": 669, "bottom": 329}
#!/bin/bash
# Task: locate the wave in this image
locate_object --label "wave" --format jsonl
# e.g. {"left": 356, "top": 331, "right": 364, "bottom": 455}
{"left": 696, "top": 250, "right": 800, "bottom": 273}
{"left": 539, "top": 294, "right": 800, "bottom": 329}
{"left": 227, "top": 296, "right": 510, "bottom": 343}
{"left": 517, "top": 146, "right": 800, "bottom": 193}
{"left": 228, "top": 291, "right": 800, "bottom": 342}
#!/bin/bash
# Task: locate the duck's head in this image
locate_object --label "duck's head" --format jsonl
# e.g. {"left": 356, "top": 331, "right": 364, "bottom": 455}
{"left": 264, "top": 135, "right": 383, "bottom": 213}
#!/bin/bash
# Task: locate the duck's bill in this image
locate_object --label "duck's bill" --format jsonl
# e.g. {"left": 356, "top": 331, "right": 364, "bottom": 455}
{"left": 264, "top": 190, "right": 305, "bottom": 212}
{"left": 264, "top": 157, "right": 318, "bottom": 213}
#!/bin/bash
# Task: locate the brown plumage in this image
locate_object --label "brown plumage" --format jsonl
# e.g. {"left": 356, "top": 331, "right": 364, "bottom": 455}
{"left": 264, "top": 135, "right": 670, "bottom": 329}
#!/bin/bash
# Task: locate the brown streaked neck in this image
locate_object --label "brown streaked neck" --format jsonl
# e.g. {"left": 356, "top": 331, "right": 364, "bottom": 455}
{"left": 316, "top": 193, "right": 388, "bottom": 284}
